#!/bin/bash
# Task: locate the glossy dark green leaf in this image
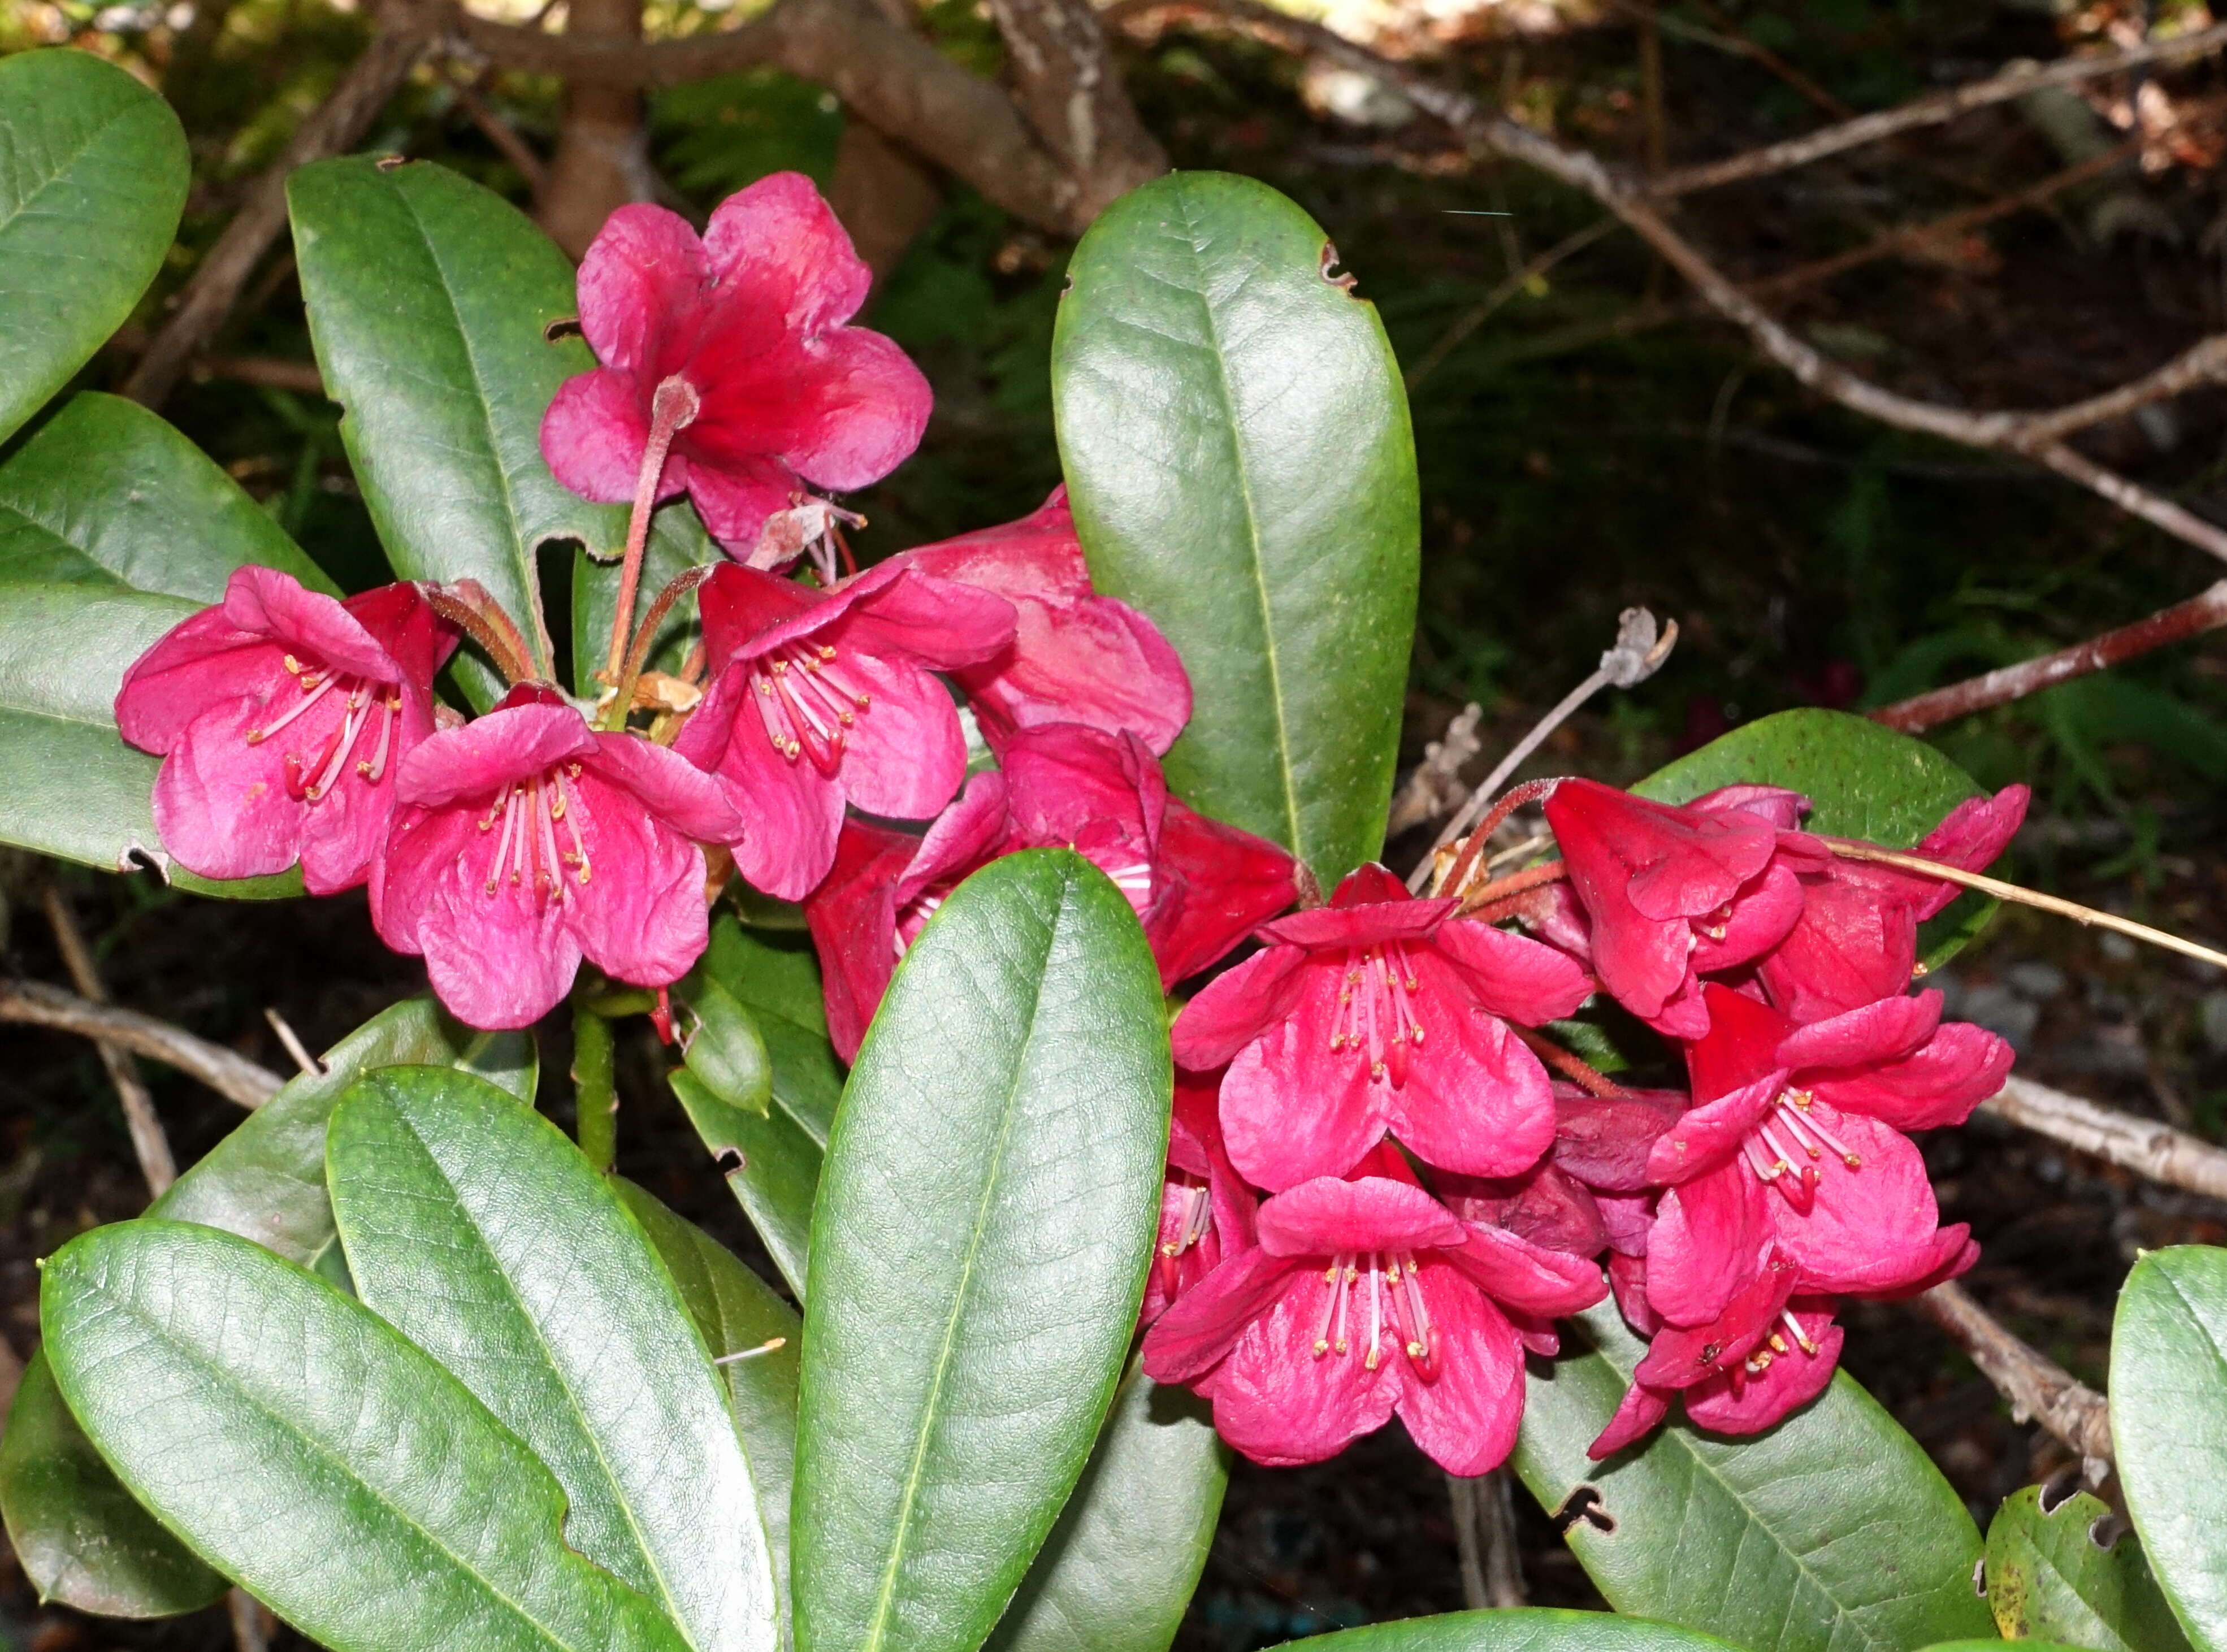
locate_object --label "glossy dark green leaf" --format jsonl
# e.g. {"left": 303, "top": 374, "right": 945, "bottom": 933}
{"left": 670, "top": 918, "right": 845, "bottom": 1297}
{"left": 289, "top": 157, "right": 628, "bottom": 701}
{"left": 0, "top": 997, "right": 533, "bottom": 1618}
{"left": 2111, "top": 1245, "right": 2227, "bottom": 1652}
{"left": 1052, "top": 171, "right": 1419, "bottom": 891}
{"left": 0, "top": 393, "right": 334, "bottom": 596}
{"left": 1923, "top": 1643, "right": 2087, "bottom": 1651}
{"left": 0, "top": 1354, "right": 224, "bottom": 1618}
{"left": 1984, "top": 1484, "right": 2190, "bottom": 1651}
{"left": 614, "top": 1181, "right": 800, "bottom": 1626}
{"left": 41, "top": 1220, "right": 690, "bottom": 1652}
{"left": 1259, "top": 1610, "right": 1745, "bottom": 1652}
{"left": 327, "top": 1068, "right": 777, "bottom": 1652}
{"left": 1635, "top": 708, "right": 1998, "bottom": 970}
{"left": 794, "top": 851, "right": 1172, "bottom": 1652}
{"left": 1511, "top": 1302, "right": 1993, "bottom": 1652}
{"left": 985, "top": 1359, "right": 1227, "bottom": 1652}
{"left": 0, "top": 51, "right": 187, "bottom": 445}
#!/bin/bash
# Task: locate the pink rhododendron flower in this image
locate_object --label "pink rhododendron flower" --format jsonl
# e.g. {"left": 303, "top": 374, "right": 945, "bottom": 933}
{"left": 372, "top": 687, "right": 744, "bottom": 1030}
{"left": 1540, "top": 780, "right": 1818, "bottom": 1038}
{"left": 1143, "top": 1073, "right": 1257, "bottom": 1325}
{"left": 905, "top": 489, "right": 1192, "bottom": 754}
{"left": 1171, "top": 864, "right": 1592, "bottom": 1192}
{"left": 1142, "top": 1148, "right": 1605, "bottom": 1474}
{"left": 539, "top": 174, "right": 931, "bottom": 563}
{"left": 673, "top": 557, "right": 1016, "bottom": 902}
{"left": 803, "top": 723, "right": 1297, "bottom": 1059}
{"left": 115, "top": 569, "right": 454, "bottom": 894}
{"left": 1756, "top": 785, "right": 2029, "bottom": 1020}
{"left": 1641, "top": 983, "right": 1994, "bottom": 1329}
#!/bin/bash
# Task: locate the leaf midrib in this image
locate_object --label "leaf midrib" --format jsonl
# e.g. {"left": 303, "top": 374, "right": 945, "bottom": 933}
{"left": 0, "top": 97, "right": 145, "bottom": 245}
{"left": 1163, "top": 181, "right": 1306, "bottom": 866}
{"left": 853, "top": 873, "right": 1070, "bottom": 1652}
{"left": 70, "top": 1275, "right": 608, "bottom": 1652}
{"left": 1583, "top": 1326, "right": 1898, "bottom": 1652}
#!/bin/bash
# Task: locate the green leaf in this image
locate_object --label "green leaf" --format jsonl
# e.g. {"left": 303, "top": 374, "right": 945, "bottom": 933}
{"left": 289, "top": 157, "right": 628, "bottom": 703}
{"left": 2111, "top": 1245, "right": 2227, "bottom": 1652}
{"left": 0, "top": 996, "right": 533, "bottom": 1619}
{"left": 1052, "top": 171, "right": 1419, "bottom": 891}
{"left": 985, "top": 1359, "right": 1227, "bottom": 1652}
{"left": 670, "top": 918, "right": 846, "bottom": 1298}
{"left": 40, "top": 1220, "right": 691, "bottom": 1652}
{"left": 794, "top": 850, "right": 1172, "bottom": 1652}
{"left": 0, "top": 51, "right": 188, "bottom": 446}
{"left": 614, "top": 1180, "right": 801, "bottom": 1631}
{"left": 327, "top": 1067, "right": 778, "bottom": 1652}
{"left": 1635, "top": 707, "right": 1998, "bottom": 971}
{"left": 1923, "top": 1644, "right": 2089, "bottom": 1652}
{"left": 0, "top": 393, "right": 335, "bottom": 597}
{"left": 1511, "top": 1302, "right": 1994, "bottom": 1652}
{"left": 0, "top": 1354, "right": 225, "bottom": 1618}
{"left": 1984, "top": 1484, "right": 2190, "bottom": 1651}
{"left": 1257, "top": 1608, "right": 1746, "bottom": 1652}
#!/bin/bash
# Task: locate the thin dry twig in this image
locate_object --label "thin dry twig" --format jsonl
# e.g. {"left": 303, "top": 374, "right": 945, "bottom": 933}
{"left": 1388, "top": 703, "right": 1485, "bottom": 835}
{"left": 265, "top": 1007, "right": 326, "bottom": 1077}
{"left": 1650, "top": 20, "right": 2227, "bottom": 197}
{"left": 1983, "top": 1072, "right": 2227, "bottom": 1199}
{"left": 44, "top": 888, "right": 176, "bottom": 1198}
{"left": 122, "top": 15, "right": 435, "bottom": 409}
{"left": 1872, "top": 579, "right": 2227, "bottom": 731}
{"left": 1447, "top": 1469, "right": 1527, "bottom": 1610}
{"left": 1406, "top": 217, "right": 1621, "bottom": 390}
{"left": 1, "top": 980, "right": 284, "bottom": 1111}
{"left": 229, "top": 1590, "right": 273, "bottom": 1652}
{"left": 1913, "top": 1281, "right": 2114, "bottom": 1473}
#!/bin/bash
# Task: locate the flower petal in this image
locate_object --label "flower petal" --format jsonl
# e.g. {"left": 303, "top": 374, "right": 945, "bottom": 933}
{"left": 1172, "top": 945, "right": 1309, "bottom": 1071}
{"left": 1255, "top": 1175, "right": 1466, "bottom": 1257}
{"left": 1442, "top": 1221, "right": 1607, "bottom": 1317}
{"left": 1769, "top": 1112, "right": 1949, "bottom": 1293}
{"left": 394, "top": 704, "right": 597, "bottom": 812}
{"left": 701, "top": 171, "right": 872, "bottom": 337}
{"left": 1432, "top": 917, "right": 1593, "bottom": 1025}
{"left": 1389, "top": 976, "right": 1558, "bottom": 1180}
{"left": 1645, "top": 1161, "right": 1773, "bottom": 1328}
{"left": 1219, "top": 974, "right": 1387, "bottom": 1192}
{"left": 1814, "top": 1021, "right": 2011, "bottom": 1131}
{"left": 1141, "top": 1246, "right": 1300, "bottom": 1385}
{"left": 560, "top": 770, "right": 714, "bottom": 990}
{"left": 541, "top": 369, "right": 654, "bottom": 506}
{"left": 1394, "top": 1271, "right": 1526, "bottom": 1476}
{"left": 577, "top": 203, "right": 710, "bottom": 376}
{"left": 804, "top": 818, "right": 916, "bottom": 1063}
{"left": 1201, "top": 1272, "right": 1401, "bottom": 1467}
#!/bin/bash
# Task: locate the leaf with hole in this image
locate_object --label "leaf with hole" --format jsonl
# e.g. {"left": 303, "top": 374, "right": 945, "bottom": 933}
{"left": 1635, "top": 707, "right": 1998, "bottom": 971}
{"left": 40, "top": 1219, "right": 691, "bottom": 1652}
{"left": 1052, "top": 171, "right": 1419, "bottom": 892}
{"left": 0, "top": 51, "right": 187, "bottom": 445}
{"left": 327, "top": 1066, "right": 778, "bottom": 1652}
{"left": 289, "top": 157, "right": 629, "bottom": 704}
{"left": 2111, "top": 1244, "right": 2227, "bottom": 1652}
{"left": 1984, "top": 1484, "right": 2190, "bottom": 1651}
{"left": 985, "top": 1358, "right": 1227, "bottom": 1652}
{"left": 794, "top": 850, "right": 1171, "bottom": 1652}
{"left": 0, "top": 998, "right": 533, "bottom": 1618}
{"left": 1510, "top": 1302, "right": 1992, "bottom": 1652}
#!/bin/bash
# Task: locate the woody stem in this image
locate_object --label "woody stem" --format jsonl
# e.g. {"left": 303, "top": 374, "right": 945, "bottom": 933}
{"left": 608, "top": 565, "right": 716, "bottom": 736}
{"left": 1455, "top": 857, "right": 1568, "bottom": 916}
{"left": 1824, "top": 841, "right": 2227, "bottom": 973}
{"left": 1434, "top": 778, "right": 1566, "bottom": 899}
{"left": 1511, "top": 1025, "right": 1630, "bottom": 1097}
{"left": 603, "top": 375, "right": 701, "bottom": 708}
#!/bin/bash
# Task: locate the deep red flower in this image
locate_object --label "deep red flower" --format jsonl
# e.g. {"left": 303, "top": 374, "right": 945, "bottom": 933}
{"left": 1540, "top": 780, "right": 1818, "bottom": 1038}
{"left": 1640, "top": 983, "right": 1996, "bottom": 1330}
{"left": 1142, "top": 1148, "right": 1605, "bottom": 1474}
{"left": 1143, "top": 1073, "right": 1258, "bottom": 1325}
{"left": 905, "top": 488, "right": 1192, "bottom": 755}
{"left": 539, "top": 175, "right": 931, "bottom": 565}
{"left": 1756, "top": 785, "right": 2029, "bottom": 1020}
{"left": 1172, "top": 864, "right": 1592, "bottom": 1193}
{"left": 115, "top": 569, "right": 454, "bottom": 894}
{"left": 803, "top": 723, "right": 1297, "bottom": 1059}
{"left": 372, "top": 687, "right": 744, "bottom": 1030}
{"left": 672, "top": 557, "right": 1016, "bottom": 902}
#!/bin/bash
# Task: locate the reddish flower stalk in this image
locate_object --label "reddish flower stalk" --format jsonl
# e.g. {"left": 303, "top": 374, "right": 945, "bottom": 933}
{"left": 1436, "top": 777, "right": 1563, "bottom": 899}
{"left": 604, "top": 375, "right": 702, "bottom": 706}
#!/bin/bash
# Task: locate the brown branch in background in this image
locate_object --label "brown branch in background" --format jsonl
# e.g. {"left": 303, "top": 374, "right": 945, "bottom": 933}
{"left": 1406, "top": 217, "right": 1621, "bottom": 391}
{"left": 0, "top": 980, "right": 284, "bottom": 1111}
{"left": 1447, "top": 1469, "right": 1527, "bottom": 1610}
{"left": 1650, "top": 20, "right": 2227, "bottom": 197}
{"left": 106, "top": 327, "right": 324, "bottom": 395}
{"left": 43, "top": 889, "right": 176, "bottom": 1199}
{"left": 229, "top": 1590, "right": 274, "bottom": 1652}
{"left": 987, "top": 0, "right": 1168, "bottom": 221}
{"left": 1983, "top": 1072, "right": 2227, "bottom": 1199}
{"left": 122, "top": 14, "right": 435, "bottom": 410}
{"left": 536, "top": 0, "right": 649, "bottom": 258}
{"left": 1873, "top": 579, "right": 2227, "bottom": 731}
{"left": 1914, "top": 1281, "right": 2114, "bottom": 1471}
{"left": 450, "top": 73, "right": 549, "bottom": 193}
{"left": 1744, "top": 141, "right": 2139, "bottom": 301}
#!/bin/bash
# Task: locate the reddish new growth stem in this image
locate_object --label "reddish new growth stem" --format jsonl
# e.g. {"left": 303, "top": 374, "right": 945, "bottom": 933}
{"left": 1456, "top": 859, "right": 1569, "bottom": 919}
{"left": 1512, "top": 1025, "right": 1630, "bottom": 1098}
{"left": 422, "top": 579, "right": 540, "bottom": 686}
{"left": 1436, "top": 778, "right": 1564, "bottom": 900}
{"left": 604, "top": 375, "right": 702, "bottom": 713}
{"left": 610, "top": 564, "right": 717, "bottom": 738}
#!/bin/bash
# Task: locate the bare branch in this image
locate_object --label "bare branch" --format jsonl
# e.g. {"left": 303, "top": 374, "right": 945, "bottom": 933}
{"left": 1982, "top": 1072, "right": 2227, "bottom": 1200}
{"left": 107, "top": 327, "right": 324, "bottom": 394}
{"left": 1447, "top": 1469, "right": 1526, "bottom": 1611}
{"left": 44, "top": 889, "right": 175, "bottom": 1198}
{"left": 1913, "top": 1281, "right": 2113, "bottom": 1472}
{"left": 1873, "top": 579, "right": 2227, "bottom": 732}
{"left": 122, "top": 15, "right": 435, "bottom": 410}
{"left": 1650, "top": 21, "right": 2227, "bottom": 197}
{"left": 986, "top": 0, "right": 1166, "bottom": 220}
{"left": 1388, "top": 702, "right": 1484, "bottom": 835}
{"left": 1, "top": 979, "right": 284, "bottom": 1111}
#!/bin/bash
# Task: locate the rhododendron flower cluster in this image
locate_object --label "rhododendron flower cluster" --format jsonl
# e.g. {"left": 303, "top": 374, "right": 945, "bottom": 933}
{"left": 112, "top": 166, "right": 2032, "bottom": 1488}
